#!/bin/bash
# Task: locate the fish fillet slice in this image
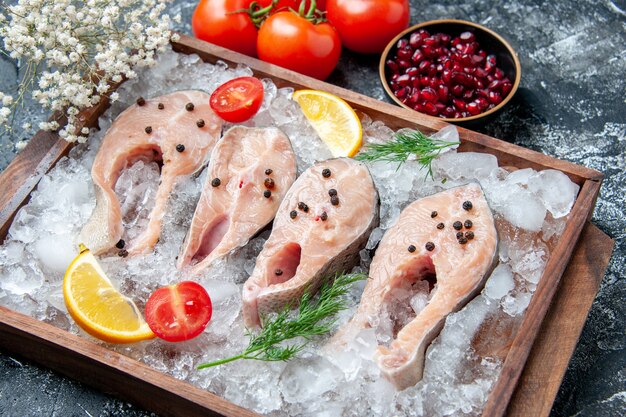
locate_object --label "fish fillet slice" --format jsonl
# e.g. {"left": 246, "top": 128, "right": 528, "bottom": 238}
{"left": 80, "top": 91, "right": 222, "bottom": 255}
{"left": 178, "top": 126, "right": 297, "bottom": 275}
{"left": 242, "top": 158, "right": 379, "bottom": 328}
{"left": 341, "top": 183, "right": 497, "bottom": 390}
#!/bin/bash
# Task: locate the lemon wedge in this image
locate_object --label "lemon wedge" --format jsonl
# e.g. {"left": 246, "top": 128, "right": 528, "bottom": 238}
{"left": 293, "top": 89, "right": 363, "bottom": 157}
{"left": 63, "top": 244, "right": 154, "bottom": 344}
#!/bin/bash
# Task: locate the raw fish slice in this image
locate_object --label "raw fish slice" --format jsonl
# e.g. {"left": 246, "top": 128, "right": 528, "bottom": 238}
{"left": 178, "top": 126, "right": 297, "bottom": 275}
{"left": 80, "top": 91, "right": 222, "bottom": 255}
{"left": 242, "top": 158, "right": 379, "bottom": 328}
{"left": 338, "top": 183, "right": 497, "bottom": 390}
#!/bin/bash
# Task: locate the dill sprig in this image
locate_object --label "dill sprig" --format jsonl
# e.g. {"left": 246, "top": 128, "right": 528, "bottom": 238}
{"left": 355, "top": 129, "right": 460, "bottom": 177}
{"left": 198, "top": 272, "right": 366, "bottom": 369}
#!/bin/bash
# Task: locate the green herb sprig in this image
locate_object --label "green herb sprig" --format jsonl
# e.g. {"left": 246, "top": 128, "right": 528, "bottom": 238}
{"left": 355, "top": 129, "right": 460, "bottom": 178}
{"left": 198, "top": 272, "right": 366, "bottom": 369}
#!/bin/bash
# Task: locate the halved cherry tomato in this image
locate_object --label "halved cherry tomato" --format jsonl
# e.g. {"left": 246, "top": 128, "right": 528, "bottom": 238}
{"left": 192, "top": 0, "right": 267, "bottom": 57}
{"left": 257, "top": 10, "right": 341, "bottom": 80}
{"left": 326, "top": 0, "right": 410, "bottom": 54}
{"left": 145, "top": 281, "right": 212, "bottom": 342}
{"left": 210, "top": 77, "right": 265, "bottom": 123}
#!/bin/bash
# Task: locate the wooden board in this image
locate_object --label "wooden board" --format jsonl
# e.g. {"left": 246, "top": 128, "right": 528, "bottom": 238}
{"left": 0, "top": 33, "right": 610, "bottom": 417}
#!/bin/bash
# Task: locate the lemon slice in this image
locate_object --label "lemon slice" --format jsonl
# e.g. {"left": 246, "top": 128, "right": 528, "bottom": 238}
{"left": 63, "top": 244, "right": 154, "bottom": 343}
{"left": 293, "top": 89, "right": 363, "bottom": 157}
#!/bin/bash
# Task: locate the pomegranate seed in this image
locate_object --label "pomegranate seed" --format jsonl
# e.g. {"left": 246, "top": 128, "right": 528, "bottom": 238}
{"left": 440, "top": 34, "right": 451, "bottom": 45}
{"left": 417, "top": 29, "right": 430, "bottom": 37}
{"left": 477, "top": 89, "right": 490, "bottom": 99}
{"left": 501, "top": 81, "right": 513, "bottom": 96}
{"left": 408, "top": 89, "right": 421, "bottom": 104}
{"left": 488, "top": 79, "right": 502, "bottom": 91}
{"left": 461, "top": 111, "right": 470, "bottom": 117}
{"left": 411, "top": 49, "right": 425, "bottom": 63}
{"left": 476, "top": 97, "right": 489, "bottom": 110}
{"left": 475, "top": 79, "right": 485, "bottom": 89}
{"left": 397, "top": 74, "right": 411, "bottom": 86}
{"left": 442, "top": 69, "right": 453, "bottom": 85}
{"left": 488, "top": 90, "right": 502, "bottom": 104}
{"left": 451, "top": 84, "right": 465, "bottom": 96}
{"left": 459, "top": 31, "right": 475, "bottom": 43}
{"left": 463, "top": 89, "right": 475, "bottom": 100}
{"left": 419, "top": 60, "right": 431, "bottom": 73}
{"left": 424, "top": 37, "right": 440, "bottom": 47}
{"left": 423, "top": 101, "right": 438, "bottom": 115}
{"left": 488, "top": 104, "right": 495, "bottom": 110}
{"left": 466, "top": 102, "right": 481, "bottom": 115}
{"left": 486, "top": 74, "right": 495, "bottom": 83}
{"left": 472, "top": 55, "right": 485, "bottom": 66}
{"left": 406, "top": 67, "right": 419, "bottom": 77}
{"left": 451, "top": 37, "right": 461, "bottom": 47}
{"left": 411, "top": 77, "right": 421, "bottom": 87}
{"left": 387, "top": 60, "right": 399, "bottom": 73}
{"left": 421, "top": 87, "right": 438, "bottom": 103}
{"left": 452, "top": 72, "right": 468, "bottom": 85}
{"left": 397, "top": 38, "right": 409, "bottom": 50}
{"left": 494, "top": 68, "right": 504, "bottom": 80}
{"left": 463, "top": 66, "right": 475, "bottom": 74}
{"left": 421, "top": 45, "right": 436, "bottom": 58}
{"left": 397, "top": 47, "right": 413, "bottom": 60}
{"left": 437, "top": 85, "right": 449, "bottom": 102}
{"left": 395, "top": 87, "right": 409, "bottom": 99}
{"left": 459, "top": 43, "right": 476, "bottom": 55}
{"left": 435, "top": 102, "right": 446, "bottom": 112}
{"left": 428, "top": 64, "right": 438, "bottom": 77}
{"left": 420, "top": 76, "right": 431, "bottom": 87}
{"left": 389, "top": 81, "right": 398, "bottom": 90}
{"left": 409, "top": 32, "right": 423, "bottom": 48}
{"left": 454, "top": 111, "right": 462, "bottom": 118}
{"left": 436, "top": 64, "right": 444, "bottom": 72}
{"left": 453, "top": 62, "right": 463, "bottom": 72}
{"left": 453, "top": 98, "right": 466, "bottom": 111}
{"left": 391, "top": 73, "right": 400, "bottom": 82}
{"left": 474, "top": 67, "right": 488, "bottom": 79}
{"left": 478, "top": 50, "right": 487, "bottom": 58}
{"left": 398, "top": 59, "right": 410, "bottom": 69}
{"left": 429, "top": 77, "right": 441, "bottom": 89}
{"left": 444, "top": 59, "right": 454, "bottom": 70}
{"left": 443, "top": 106, "right": 455, "bottom": 117}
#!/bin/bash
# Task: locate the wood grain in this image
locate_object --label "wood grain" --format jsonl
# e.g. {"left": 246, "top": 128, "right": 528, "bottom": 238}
{"left": 0, "top": 306, "right": 260, "bottom": 417}
{"left": 0, "top": 34, "right": 610, "bottom": 417}
{"left": 508, "top": 222, "right": 614, "bottom": 417}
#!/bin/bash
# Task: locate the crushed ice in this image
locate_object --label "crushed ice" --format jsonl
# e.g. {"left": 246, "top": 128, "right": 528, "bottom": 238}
{"left": 0, "top": 47, "right": 581, "bottom": 417}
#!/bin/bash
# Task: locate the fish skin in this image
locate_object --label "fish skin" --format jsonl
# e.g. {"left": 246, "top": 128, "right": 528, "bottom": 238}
{"left": 178, "top": 126, "right": 297, "bottom": 275}
{"left": 79, "top": 91, "right": 222, "bottom": 255}
{"left": 242, "top": 158, "right": 380, "bottom": 328}
{"left": 336, "top": 183, "right": 497, "bottom": 390}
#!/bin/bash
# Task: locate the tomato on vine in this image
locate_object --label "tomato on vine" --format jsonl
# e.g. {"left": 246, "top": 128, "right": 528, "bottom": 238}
{"left": 259, "top": 0, "right": 326, "bottom": 12}
{"left": 326, "top": 0, "right": 410, "bottom": 54}
{"left": 257, "top": 1, "right": 341, "bottom": 80}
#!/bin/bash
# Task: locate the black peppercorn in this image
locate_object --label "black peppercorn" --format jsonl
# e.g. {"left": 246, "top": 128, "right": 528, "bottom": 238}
{"left": 456, "top": 231, "right": 464, "bottom": 239}
{"left": 290, "top": 210, "right": 297, "bottom": 219}
{"left": 453, "top": 221, "right": 463, "bottom": 230}
{"left": 211, "top": 178, "right": 221, "bottom": 187}
{"left": 136, "top": 97, "right": 146, "bottom": 106}
{"left": 275, "top": 269, "right": 283, "bottom": 276}
{"left": 265, "top": 168, "right": 273, "bottom": 175}
{"left": 298, "top": 202, "right": 309, "bottom": 212}
{"left": 145, "top": 126, "right": 152, "bottom": 134}
{"left": 264, "top": 178, "right": 275, "bottom": 189}
{"left": 464, "top": 220, "right": 473, "bottom": 229}
{"left": 157, "top": 102, "right": 164, "bottom": 110}
{"left": 328, "top": 188, "right": 337, "bottom": 197}
{"left": 185, "top": 102, "right": 194, "bottom": 111}
{"left": 115, "top": 239, "right": 125, "bottom": 249}
{"left": 118, "top": 249, "right": 129, "bottom": 258}
{"left": 408, "top": 245, "right": 416, "bottom": 253}
{"left": 465, "top": 231, "right": 474, "bottom": 240}
{"left": 176, "top": 144, "right": 185, "bottom": 152}
{"left": 463, "top": 201, "right": 473, "bottom": 211}
{"left": 331, "top": 196, "right": 339, "bottom": 206}
{"left": 437, "top": 222, "right": 445, "bottom": 230}
{"left": 264, "top": 190, "right": 272, "bottom": 198}
{"left": 425, "top": 242, "right": 435, "bottom": 251}
{"left": 431, "top": 211, "right": 438, "bottom": 218}
{"left": 196, "top": 119, "right": 205, "bottom": 128}
{"left": 458, "top": 237, "right": 468, "bottom": 245}
{"left": 322, "top": 168, "right": 331, "bottom": 178}
{"left": 320, "top": 211, "right": 328, "bottom": 221}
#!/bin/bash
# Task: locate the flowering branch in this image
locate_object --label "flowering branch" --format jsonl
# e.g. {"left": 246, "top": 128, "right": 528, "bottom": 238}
{"left": 0, "top": 0, "right": 179, "bottom": 144}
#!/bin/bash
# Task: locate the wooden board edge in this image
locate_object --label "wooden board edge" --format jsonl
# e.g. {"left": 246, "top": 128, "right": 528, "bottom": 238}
{"left": 0, "top": 306, "right": 260, "bottom": 417}
{"left": 507, "top": 222, "right": 615, "bottom": 417}
{"left": 171, "top": 33, "right": 603, "bottom": 185}
{"left": 481, "top": 179, "right": 603, "bottom": 417}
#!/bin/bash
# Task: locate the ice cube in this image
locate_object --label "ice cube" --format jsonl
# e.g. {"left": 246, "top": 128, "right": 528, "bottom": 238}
{"left": 497, "top": 189, "right": 546, "bottom": 232}
{"left": 502, "top": 292, "right": 533, "bottom": 316}
{"left": 33, "top": 233, "right": 76, "bottom": 275}
{"left": 432, "top": 151, "right": 499, "bottom": 180}
{"left": 280, "top": 356, "right": 342, "bottom": 404}
{"left": 484, "top": 264, "right": 515, "bottom": 300}
{"left": 529, "top": 169, "right": 580, "bottom": 218}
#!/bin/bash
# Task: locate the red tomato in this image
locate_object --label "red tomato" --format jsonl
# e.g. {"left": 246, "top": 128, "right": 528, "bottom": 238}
{"left": 145, "top": 281, "right": 212, "bottom": 342}
{"left": 257, "top": 11, "right": 341, "bottom": 80}
{"left": 259, "top": 0, "right": 326, "bottom": 12}
{"left": 326, "top": 0, "right": 410, "bottom": 54}
{"left": 192, "top": 0, "right": 260, "bottom": 57}
{"left": 210, "top": 76, "right": 264, "bottom": 123}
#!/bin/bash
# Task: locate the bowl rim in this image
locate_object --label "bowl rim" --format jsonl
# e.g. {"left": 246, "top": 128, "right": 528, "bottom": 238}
{"left": 379, "top": 18, "right": 522, "bottom": 123}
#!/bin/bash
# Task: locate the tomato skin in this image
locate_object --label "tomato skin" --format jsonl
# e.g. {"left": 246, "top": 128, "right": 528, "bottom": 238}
{"left": 192, "top": 0, "right": 259, "bottom": 57}
{"left": 257, "top": 12, "right": 341, "bottom": 80}
{"left": 210, "top": 76, "right": 265, "bottom": 123}
{"left": 145, "top": 281, "right": 212, "bottom": 343}
{"left": 326, "top": 0, "right": 410, "bottom": 54}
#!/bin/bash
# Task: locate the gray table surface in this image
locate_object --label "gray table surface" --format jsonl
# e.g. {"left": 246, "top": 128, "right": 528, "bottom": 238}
{"left": 1, "top": 1, "right": 624, "bottom": 416}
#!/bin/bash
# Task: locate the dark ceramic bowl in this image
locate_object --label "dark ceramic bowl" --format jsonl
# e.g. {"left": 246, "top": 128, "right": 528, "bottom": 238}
{"left": 379, "top": 19, "right": 521, "bottom": 124}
